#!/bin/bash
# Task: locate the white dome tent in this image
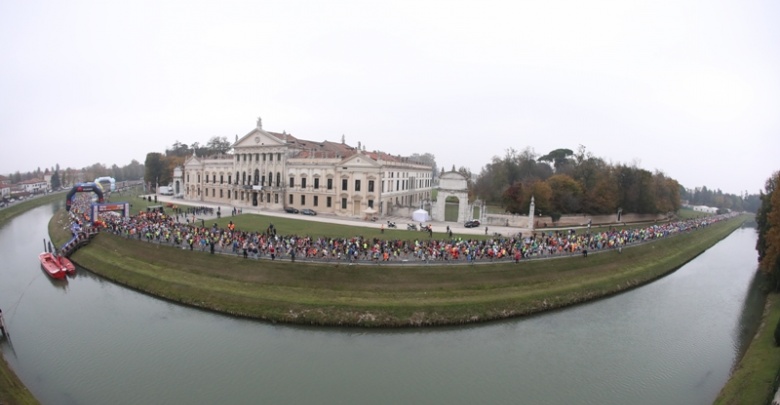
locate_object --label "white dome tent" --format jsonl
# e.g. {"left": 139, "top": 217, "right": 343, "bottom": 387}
{"left": 363, "top": 207, "right": 378, "bottom": 220}
{"left": 412, "top": 209, "right": 430, "bottom": 222}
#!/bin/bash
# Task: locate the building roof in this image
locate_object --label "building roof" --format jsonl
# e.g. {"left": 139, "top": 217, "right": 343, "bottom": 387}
{"left": 231, "top": 118, "right": 433, "bottom": 168}
{"left": 18, "top": 178, "right": 47, "bottom": 185}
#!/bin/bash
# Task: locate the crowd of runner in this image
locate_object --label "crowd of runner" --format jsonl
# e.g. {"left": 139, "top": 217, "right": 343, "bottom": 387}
{"left": 67, "top": 194, "right": 738, "bottom": 265}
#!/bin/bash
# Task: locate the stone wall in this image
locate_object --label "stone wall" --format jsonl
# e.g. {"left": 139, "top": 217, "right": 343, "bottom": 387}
{"left": 483, "top": 213, "right": 669, "bottom": 228}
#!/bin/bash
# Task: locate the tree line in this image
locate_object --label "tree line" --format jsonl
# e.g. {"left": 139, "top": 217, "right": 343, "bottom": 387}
{"left": 757, "top": 171, "right": 780, "bottom": 291}
{"left": 470, "top": 146, "right": 762, "bottom": 219}
{"left": 5, "top": 161, "right": 144, "bottom": 191}
{"left": 681, "top": 186, "right": 761, "bottom": 213}
{"left": 472, "top": 146, "right": 682, "bottom": 220}
{"left": 144, "top": 136, "right": 233, "bottom": 189}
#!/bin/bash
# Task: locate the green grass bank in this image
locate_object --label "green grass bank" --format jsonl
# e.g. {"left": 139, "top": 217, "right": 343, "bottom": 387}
{"left": 64, "top": 214, "right": 745, "bottom": 327}
{"left": 0, "top": 193, "right": 62, "bottom": 225}
{"left": 0, "top": 355, "right": 38, "bottom": 405}
{"left": 714, "top": 291, "right": 780, "bottom": 405}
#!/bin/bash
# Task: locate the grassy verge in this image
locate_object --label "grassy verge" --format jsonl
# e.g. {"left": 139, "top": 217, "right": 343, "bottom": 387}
{"left": 66, "top": 215, "right": 744, "bottom": 327}
{"left": 0, "top": 355, "right": 39, "bottom": 405}
{"left": 714, "top": 292, "right": 780, "bottom": 405}
{"left": 0, "top": 193, "right": 62, "bottom": 226}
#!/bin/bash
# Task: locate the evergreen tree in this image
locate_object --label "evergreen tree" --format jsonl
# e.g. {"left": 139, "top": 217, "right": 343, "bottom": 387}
{"left": 51, "top": 171, "right": 61, "bottom": 190}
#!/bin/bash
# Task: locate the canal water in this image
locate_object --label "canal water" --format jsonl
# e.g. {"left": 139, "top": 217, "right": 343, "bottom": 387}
{"left": 0, "top": 203, "right": 762, "bottom": 405}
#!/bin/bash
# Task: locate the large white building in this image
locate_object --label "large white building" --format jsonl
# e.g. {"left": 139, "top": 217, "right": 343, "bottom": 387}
{"left": 18, "top": 178, "right": 48, "bottom": 194}
{"left": 178, "top": 118, "right": 434, "bottom": 218}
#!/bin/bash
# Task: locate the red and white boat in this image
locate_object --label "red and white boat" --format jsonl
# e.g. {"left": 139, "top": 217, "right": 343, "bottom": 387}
{"left": 58, "top": 255, "right": 76, "bottom": 275}
{"left": 39, "top": 252, "right": 66, "bottom": 279}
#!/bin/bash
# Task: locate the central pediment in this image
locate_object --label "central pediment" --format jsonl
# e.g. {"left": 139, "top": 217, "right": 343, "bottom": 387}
{"left": 340, "top": 152, "right": 380, "bottom": 168}
{"left": 234, "top": 129, "right": 286, "bottom": 149}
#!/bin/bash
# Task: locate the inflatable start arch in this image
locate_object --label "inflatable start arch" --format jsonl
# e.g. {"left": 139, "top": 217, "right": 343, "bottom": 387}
{"left": 65, "top": 182, "right": 104, "bottom": 212}
{"left": 94, "top": 176, "right": 116, "bottom": 192}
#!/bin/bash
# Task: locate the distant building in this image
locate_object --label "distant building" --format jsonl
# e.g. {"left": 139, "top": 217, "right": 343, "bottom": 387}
{"left": 0, "top": 184, "right": 9, "bottom": 200}
{"left": 18, "top": 178, "right": 49, "bottom": 194}
{"left": 43, "top": 169, "right": 52, "bottom": 189}
{"left": 691, "top": 205, "right": 718, "bottom": 214}
{"left": 180, "top": 117, "right": 434, "bottom": 217}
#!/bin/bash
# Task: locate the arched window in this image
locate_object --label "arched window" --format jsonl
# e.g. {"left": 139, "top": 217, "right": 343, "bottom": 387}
{"left": 254, "top": 169, "right": 260, "bottom": 185}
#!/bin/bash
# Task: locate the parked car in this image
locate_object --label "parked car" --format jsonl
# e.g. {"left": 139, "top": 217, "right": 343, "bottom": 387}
{"left": 464, "top": 219, "right": 481, "bottom": 228}
{"left": 301, "top": 209, "right": 317, "bottom": 216}
{"left": 284, "top": 207, "right": 299, "bottom": 214}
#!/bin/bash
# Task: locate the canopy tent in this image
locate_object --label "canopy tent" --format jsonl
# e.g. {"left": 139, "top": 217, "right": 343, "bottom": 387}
{"left": 412, "top": 209, "right": 430, "bottom": 222}
{"left": 363, "top": 207, "right": 378, "bottom": 220}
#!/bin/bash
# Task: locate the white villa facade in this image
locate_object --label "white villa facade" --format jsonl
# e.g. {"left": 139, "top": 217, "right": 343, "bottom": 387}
{"left": 179, "top": 118, "right": 434, "bottom": 218}
{"left": 18, "top": 179, "right": 49, "bottom": 193}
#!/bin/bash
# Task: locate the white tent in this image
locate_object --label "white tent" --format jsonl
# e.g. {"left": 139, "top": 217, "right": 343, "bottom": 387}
{"left": 412, "top": 209, "right": 429, "bottom": 222}
{"left": 363, "top": 207, "right": 378, "bottom": 220}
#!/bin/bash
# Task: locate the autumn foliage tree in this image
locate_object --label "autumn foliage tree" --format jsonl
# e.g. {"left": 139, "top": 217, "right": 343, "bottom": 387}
{"left": 546, "top": 174, "right": 583, "bottom": 214}
{"left": 502, "top": 182, "right": 525, "bottom": 214}
{"left": 757, "top": 171, "right": 780, "bottom": 290}
{"left": 474, "top": 145, "right": 688, "bottom": 216}
{"left": 144, "top": 152, "right": 169, "bottom": 189}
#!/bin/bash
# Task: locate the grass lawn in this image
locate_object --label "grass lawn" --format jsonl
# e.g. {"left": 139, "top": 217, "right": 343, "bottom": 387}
{"left": 0, "top": 193, "right": 62, "bottom": 225}
{"left": 0, "top": 355, "right": 39, "bottom": 405}
{"left": 62, "top": 211, "right": 746, "bottom": 327}
{"left": 714, "top": 292, "right": 780, "bottom": 405}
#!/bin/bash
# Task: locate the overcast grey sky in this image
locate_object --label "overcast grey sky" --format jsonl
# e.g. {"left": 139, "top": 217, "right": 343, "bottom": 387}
{"left": 2, "top": 0, "right": 778, "bottom": 194}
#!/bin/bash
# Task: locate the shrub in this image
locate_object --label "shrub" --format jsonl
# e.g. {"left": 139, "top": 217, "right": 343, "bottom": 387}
{"left": 774, "top": 316, "right": 780, "bottom": 346}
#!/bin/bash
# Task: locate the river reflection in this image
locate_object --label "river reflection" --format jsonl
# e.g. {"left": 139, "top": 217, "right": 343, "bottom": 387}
{"left": 0, "top": 205, "right": 762, "bottom": 405}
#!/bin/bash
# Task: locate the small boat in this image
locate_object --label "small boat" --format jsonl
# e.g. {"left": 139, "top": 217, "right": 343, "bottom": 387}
{"left": 58, "top": 255, "right": 76, "bottom": 275}
{"left": 39, "top": 252, "right": 66, "bottom": 279}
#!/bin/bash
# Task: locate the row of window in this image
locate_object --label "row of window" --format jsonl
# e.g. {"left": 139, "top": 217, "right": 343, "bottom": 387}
{"left": 188, "top": 172, "right": 431, "bottom": 191}
{"left": 192, "top": 188, "right": 362, "bottom": 212}
{"left": 286, "top": 194, "right": 375, "bottom": 210}
{"left": 285, "top": 178, "right": 376, "bottom": 192}
{"left": 190, "top": 171, "right": 284, "bottom": 187}
{"left": 387, "top": 171, "right": 431, "bottom": 178}
{"left": 193, "top": 186, "right": 382, "bottom": 212}
{"left": 237, "top": 153, "right": 283, "bottom": 163}
{"left": 193, "top": 188, "right": 283, "bottom": 204}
